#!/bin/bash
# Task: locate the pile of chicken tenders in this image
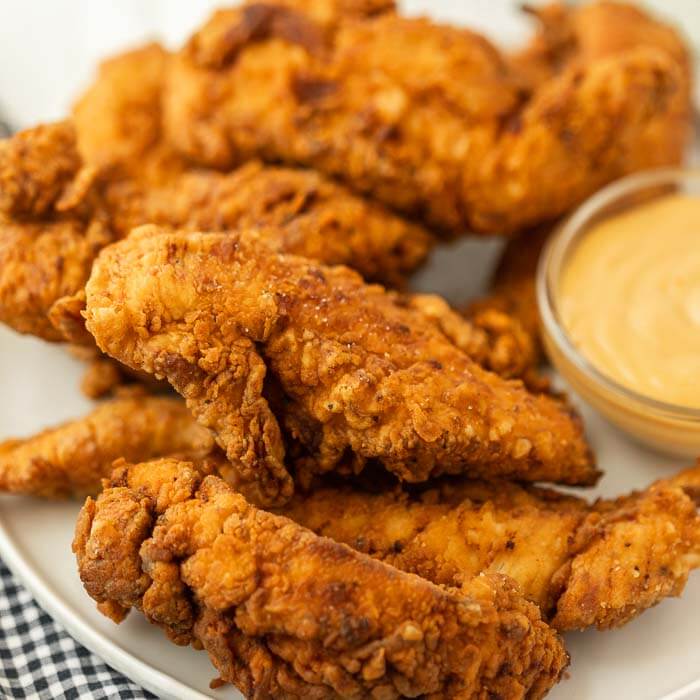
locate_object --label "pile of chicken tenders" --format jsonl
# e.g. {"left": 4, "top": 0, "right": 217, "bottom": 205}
{"left": 0, "top": 2, "right": 698, "bottom": 698}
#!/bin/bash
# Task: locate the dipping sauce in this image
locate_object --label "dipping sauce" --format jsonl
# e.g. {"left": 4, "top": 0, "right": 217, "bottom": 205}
{"left": 559, "top": 193, "right": 700, "bottom": 409}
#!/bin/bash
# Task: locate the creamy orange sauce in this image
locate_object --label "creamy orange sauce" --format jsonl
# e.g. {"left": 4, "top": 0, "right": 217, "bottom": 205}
{"left": 559, "top": 193, "right": 700, "bottom": 409}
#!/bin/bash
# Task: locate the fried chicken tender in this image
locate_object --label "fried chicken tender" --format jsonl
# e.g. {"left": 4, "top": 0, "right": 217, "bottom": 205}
{"left": 74, "top": 457, "right": 568, "bottom": 699}
{"left": 66, "top": 344, "right": 167, "bottom": 398}
{"left": 281, "top": 466, "right": 700, "bottom": 631}
{"left": 78, "top": 352, "right": 127, "bottom": 398}
{"left": 72, "top": 43, "right": 184, "bottom": 183}
{"left": 463, "top": 1, "right": 694, "bottom": 371}
{"left": 0, "top": 124, "right": 536, "bottom": 388}
{"left": 0, "top": 120, "right": 543, "bottom": 391}
{"left": 0, "top": 121, "right": 431, "bottom": 341}
{"left": 513, "top": 2, "right": 691, "bottom": 172}
{"left": 162, "top": 1, "right": 689, "bottom": 234}
{"left": 73, "top": 289, "right": 537, "bottom": 399}
{"left": 0, "top": 123, "right": 111, "bottom": 339}
{"left": 80, "top": 228, "right": 597, "bottom": 506}
{"left": 463, "top": 225, "right": 550, "bottom": 377}
{"left": 406, "top": 293, "right": 539, "bottom": 386}
{"left": 0, "top": 397, "right": 213, "bottom": 498}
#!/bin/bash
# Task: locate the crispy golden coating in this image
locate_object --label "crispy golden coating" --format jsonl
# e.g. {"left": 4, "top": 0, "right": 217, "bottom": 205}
{"left": 282, "top": 466, "right": 700, "bottom": 631}
{"left": 72, "top": 43, "right": 185, "bottom": 183}
{"left": 463, "top": 225, "right": 550, "bottom": 376}
{"left": 81, "top": 228, "right": 597, "bottom": 506}
{"left": 513, "top": 1, "right": 692, "bottom": 173}
{"left": 0, "top": 393, "right": 276, "bottom": 505}
{"left": 78, "top": 291, "right": 535, "bottom": 399}
{"left": 553, "top": 465, "right": 700, "bottom": 630}
{"left": 72, "top": 37, "right": 431, "bottom": 286}
{"left": 74, "top": 457, "right": 568, "bottom": 699}
{"left": 103, "top": 159, "right": 432, "bottom": 287}
{"left": 406, "top": 293, "right": 539, "bottom": 385}
{"left": 66, "top": 344, "right": 167, "bottom": 399}
{"left": 0, "top": 397, "right": 213, "bottom": 498}
{"left": 0, "top": 123, "right": 112, "bottom": 340}
{"left": 0, "top": 120, "right": 542, "bottom": 387}
{"left": 0, "top": 216, "right": 111, "bottom": 340}
{"left": 78, "top": 353, "right": 126, "bottom": 399}
{"left": 162, "top": 1, "right": 689, "bottom": 234}
{"left": 465, "top": 0, "right": 693, "bottom": 366}
{"left": 0, "top": 121, "right": 431, "bottom": 341}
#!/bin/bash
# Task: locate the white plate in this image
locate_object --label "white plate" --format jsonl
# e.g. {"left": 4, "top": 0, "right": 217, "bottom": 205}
{"left": 0, "top": 238, "right": 699, "bottom": 700}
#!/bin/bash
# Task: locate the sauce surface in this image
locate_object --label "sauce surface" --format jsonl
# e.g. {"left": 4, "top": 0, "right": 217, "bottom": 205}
{"left": 559, "top": 193, "right": 700, "bottom": 409}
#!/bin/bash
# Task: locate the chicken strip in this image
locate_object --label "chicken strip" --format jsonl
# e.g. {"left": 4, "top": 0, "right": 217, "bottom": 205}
{"left": 0, "top": 397, "right": 213, "bottom": 498}
{"left": 162, "top": 1, "right": 689, "bottom": 234}
{"left": 463, "top": 225, "right": 550, "bottom": 376}
{"left": 281, "top": 465, "right": 700, "bottom": 631}
{"left": 0, "top": 122, "right": 111, "bottom": 339}
{"left": 72, "top": 290, "right": 540, "bottom": 398}
{"left": 406, "top": 292, "right": 539, "bottom": 386}
{"left": 74, "top": 457, "right": 568, "bottom": 699}
{"left": 77, "top": 351, "right": 131, "bottom": 399}
{"left": 72, "top": 43, "right": 184, "bottom": 183}
{"left": 0, "top": 121, "right": 431, "bottom": 341}
{"left": 0, "top": 394, "right": 279, "bottom": 507}
{"left": 0, "top": 126, "right": 539, "bottom": 391}
{"left": 79, "top": 227, "right": 597, "bottom": 505}
{"left": 462, "top": 0, "right": 695, "bottom": 371}
{"left": 512, "top": 1, "right": 692, "bottom": 173}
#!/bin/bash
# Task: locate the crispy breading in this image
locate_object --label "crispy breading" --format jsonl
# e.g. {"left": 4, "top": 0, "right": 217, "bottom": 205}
{"left": 0, "top": 395, "right": 277, "bottom": 506}
{"left": 406, "top": 292, "right": 539, "bottom": 385}
{"left": 463, "top": 224, "right": 550, "bottom": 376}
{"left": 70, "top": 289, "right": 538, "bottom": 398}
{"left": 0, "top": 216, "right": 111, "bottom": 340}
{"left": 78, "top": 352, "right": 126, "bottom": 399}
{"left": 0, "top": 397, "right": 213, "bottom": 498}
{"left": 281, "top": 466, "right": 700, "bottom": 631}
{"left": 0, "top": 117, "right": 544, "bottom": 389}
{"left": 80, "top": 228, "right": 597, "bottom": 506}
{"left": 72, "top": 43, "right": 184, "bottom": 183}
{"left": 0, "top": 121, "right": 431, "bottom": 341}
{"left": 74, "top": 457, "right": 568, "bottom": 699}
{"left": 162, "top": 1, "right": 690, "bottom": 234}
{"left": 66, "top": 344, "right": 167, "bottom": 398}
{"left": 513, "top": 1, "right": 692, "bottom": 169}
{"left": 464, "top": 0, "right": 695, "bottom": 371}
{"left": 102, "top": 159, "right": 432, "bottom": 287}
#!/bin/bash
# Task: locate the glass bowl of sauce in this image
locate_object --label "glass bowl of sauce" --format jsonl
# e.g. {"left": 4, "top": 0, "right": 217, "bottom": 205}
{"left": 538, "top": 168, "right": 700, "bottom": 457}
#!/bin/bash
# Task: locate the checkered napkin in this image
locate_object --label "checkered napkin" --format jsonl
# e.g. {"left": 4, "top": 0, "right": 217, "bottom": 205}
{"left": 0, "top": 559, "right": 156, "bottom": 699}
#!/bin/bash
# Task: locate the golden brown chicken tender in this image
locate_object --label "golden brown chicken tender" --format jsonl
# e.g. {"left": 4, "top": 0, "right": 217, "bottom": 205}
{"left": 464, "top": 0, "right": 694, "bottom": 372}
{"left": 0, "top": 397, "right": 213, "bottom": 498}
{"left": 513, "top": 2, "right": 691, "bottom": 140}
{"left": 162, "top": 1, "right": 689, "bottom": 234}
{"left": 407, "top": 292, "right": 540, "bottom": 386}
{"left": 463, "top": 224, "right": 550, "bottom": 377}
{"left": 0, "top": 134, "right": 543, "bottom": 395}
{"left": 281, "top": 465, "right": 700, "bottom": 631}
{"left": 74, "top": 457, "right": 568, "bottom": 699}
{"left": 72, "top": 43, "right": 184, "bottom": 183}
{"left": 0, "top": 121, "right": 431, "bottom": 341}
{"left": 68, "top": 344, "right": 166, "bottom": 399}
{"left": 79, "top": 228, "right": 597, "bottom": 507}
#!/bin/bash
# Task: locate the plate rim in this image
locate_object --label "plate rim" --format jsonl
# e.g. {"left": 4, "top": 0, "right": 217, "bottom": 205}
{"left": 0, "top": 510, "right": 214, "bottom": 700}
{"left": 1, "top": 508, "right": 699, "bottom": 700}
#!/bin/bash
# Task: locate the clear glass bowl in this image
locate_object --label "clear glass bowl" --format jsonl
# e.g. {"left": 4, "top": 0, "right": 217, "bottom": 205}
{"left": 537, "top": 168, "right": 700, "bottom": 458}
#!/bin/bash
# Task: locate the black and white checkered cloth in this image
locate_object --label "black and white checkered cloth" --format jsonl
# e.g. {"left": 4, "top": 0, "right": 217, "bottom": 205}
{"left": 0, "top": 113, "right": 153, "bottom": 699}
{"left": 0, "top": 559, "right": 156, "bottom": 699}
